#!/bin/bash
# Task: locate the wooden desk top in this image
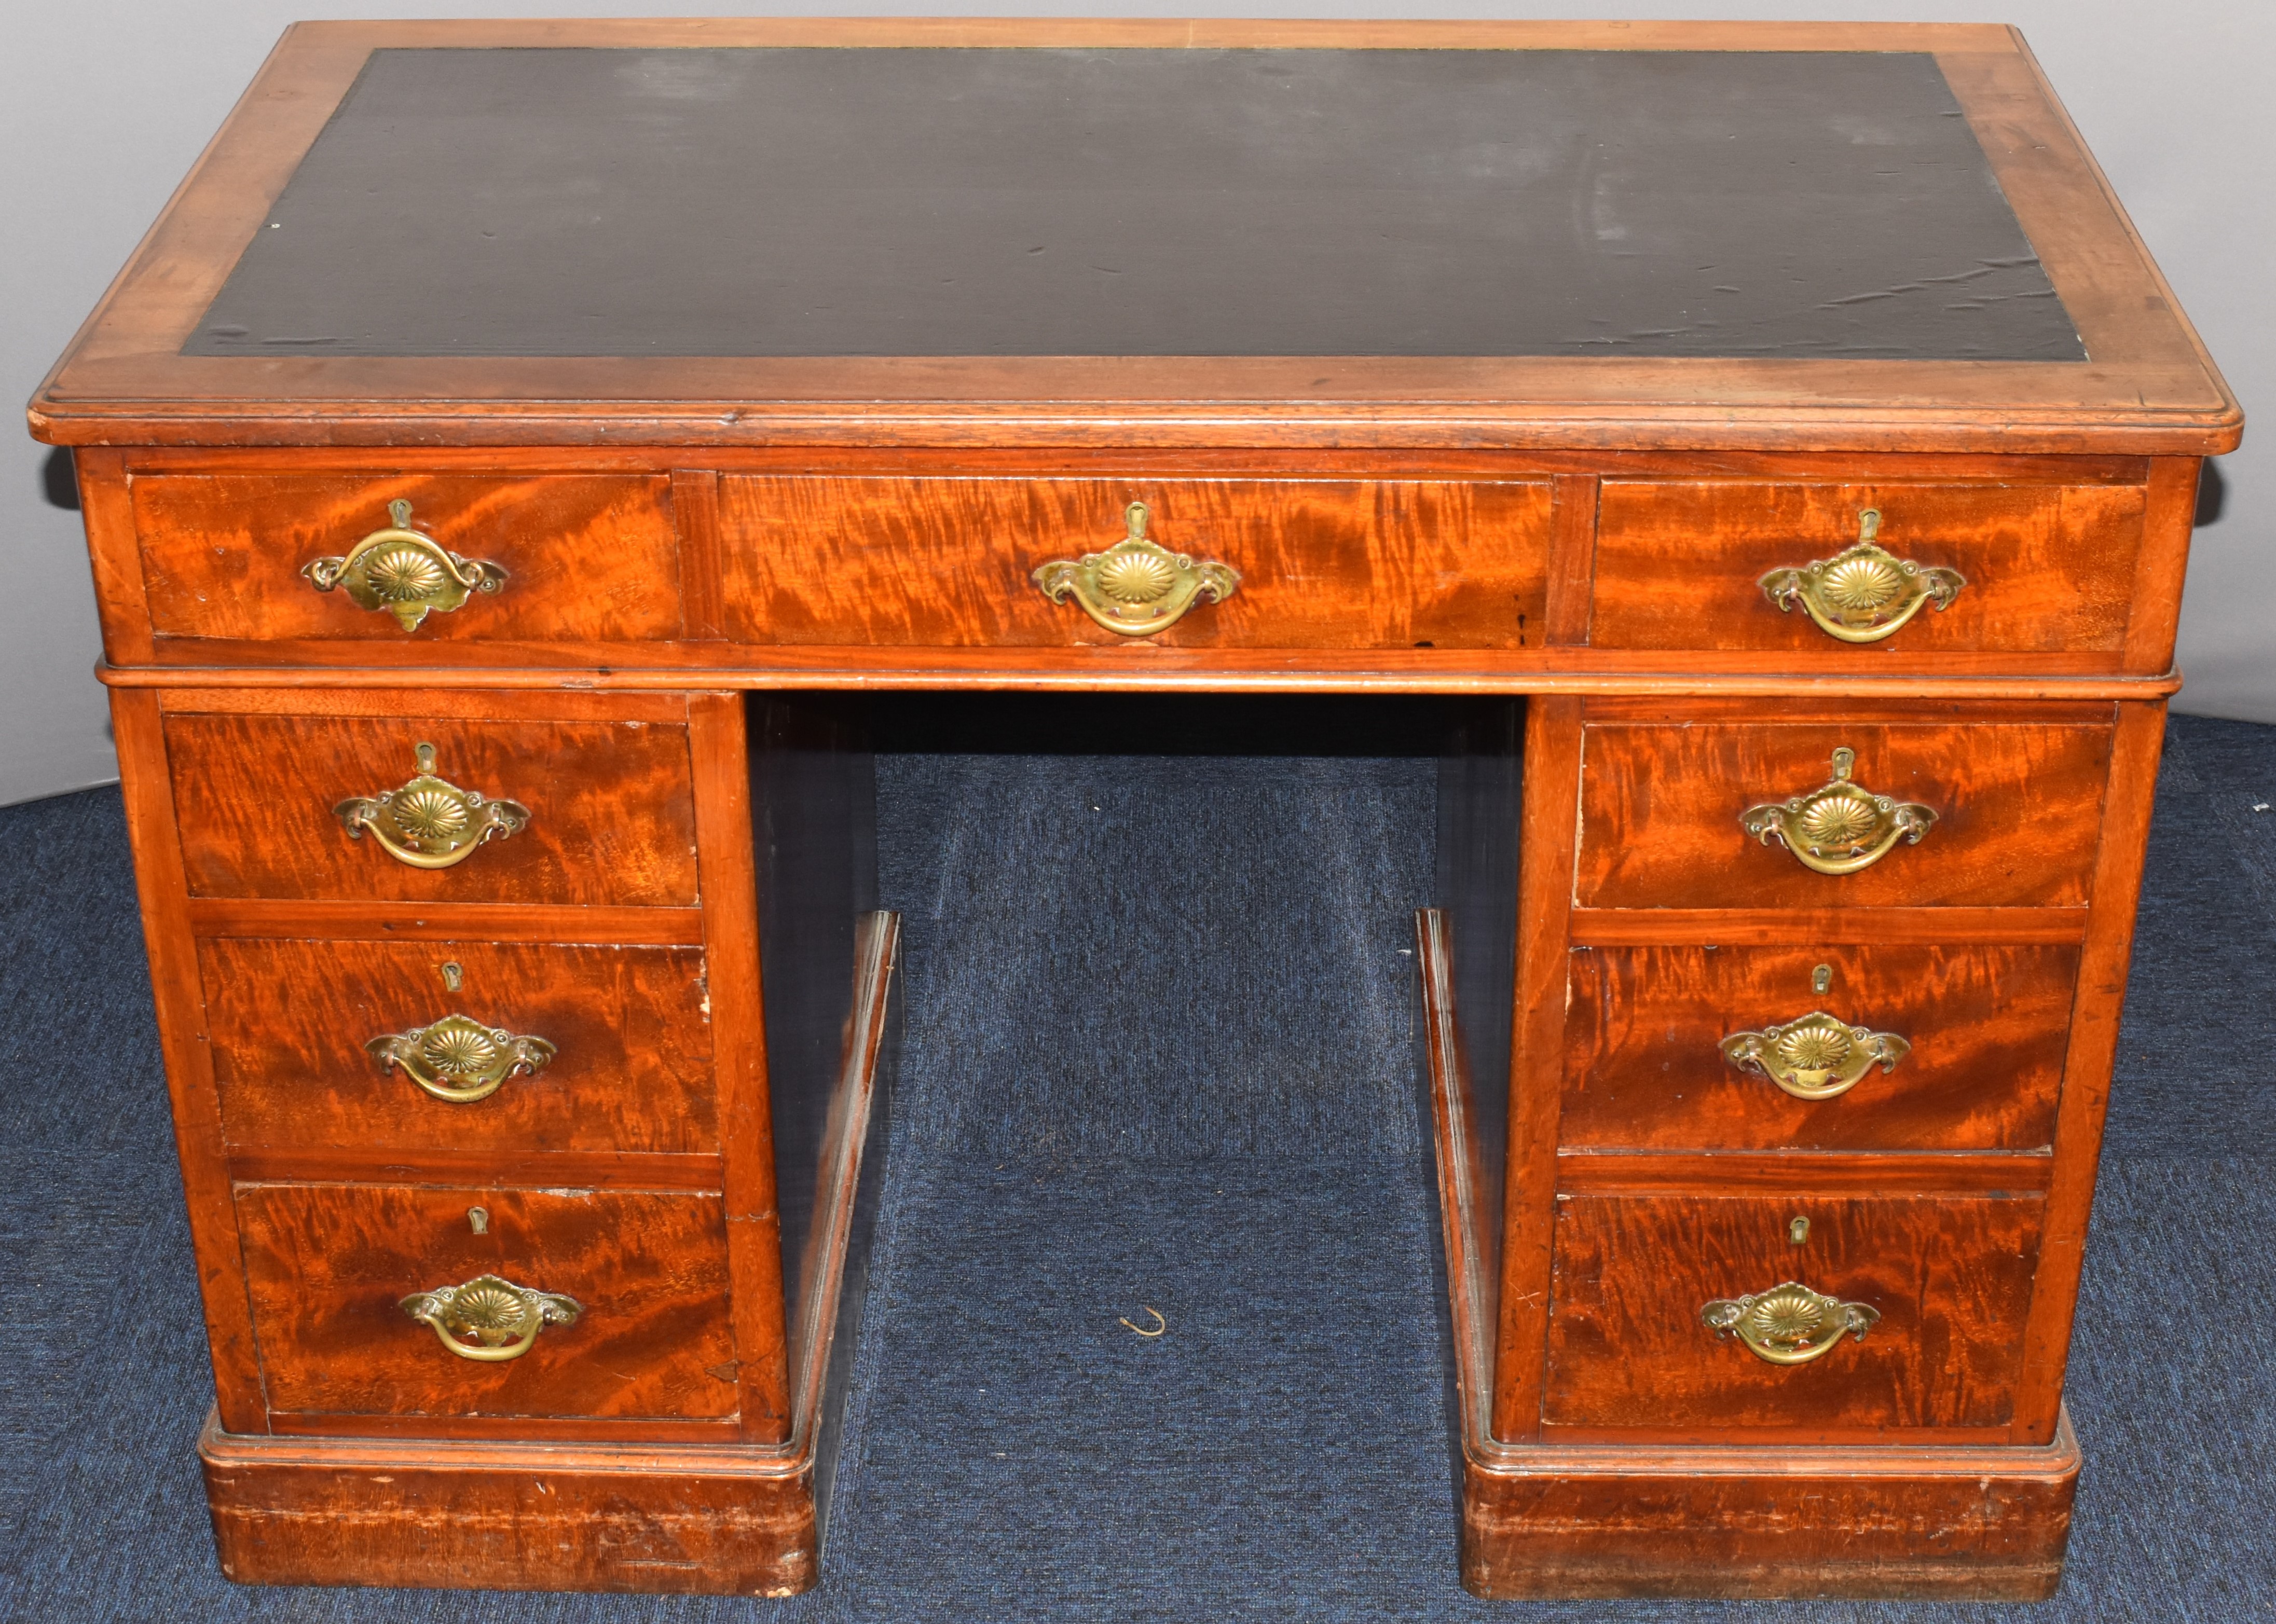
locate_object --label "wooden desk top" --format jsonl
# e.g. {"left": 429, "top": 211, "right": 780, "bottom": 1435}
{"left": 29, "top": 20, "right": 2239, "bottom": 455}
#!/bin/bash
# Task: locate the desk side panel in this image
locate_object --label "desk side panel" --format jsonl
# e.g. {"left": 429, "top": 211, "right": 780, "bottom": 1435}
{"left": 109, "top": 687, "right": 268, "bottom": 1430}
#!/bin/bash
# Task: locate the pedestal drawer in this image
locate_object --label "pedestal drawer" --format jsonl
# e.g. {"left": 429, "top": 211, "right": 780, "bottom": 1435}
{"left": 236, "top": 1182, "right": 735, "bottom": 1434}
{"left": 716, "top": 476, "right": 1552, "bottom": 648}
{"left": 1588, "top": 479, "right": 2147, "bottom": 655}
{"left": 162, "top": 700, "right": 700, "bottom": 906}
{"left": 1562, "top": 944, "right": 2079, "bottom": 1152}
{"left": 132, "top": 472, "right": 683, "bottom": 644}
{"left": 1575, "top": 707, "right": 2114, "bottom": 910}
{"left": 202, "top": 939, "right": 718, "bottom": 1157}
{"left": 1544, "top": 1192, "right": 2042, "bottom": 1437}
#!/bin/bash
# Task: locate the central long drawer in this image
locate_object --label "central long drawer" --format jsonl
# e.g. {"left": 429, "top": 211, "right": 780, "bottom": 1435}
{"left": 715, "top": 475, "right": 1555, "bottom": 648}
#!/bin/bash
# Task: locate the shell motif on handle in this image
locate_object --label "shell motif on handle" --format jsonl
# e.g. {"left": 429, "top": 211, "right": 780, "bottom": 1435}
{"left": 1759, "top": 508, "right": 1966, "bottom": 644}
{"left": 334, "top": 742, "right": 530, "bottom": 871}
{"left": 400, "top": 1274, "right": 582, "bottom": 1362}
{"left": 1033, "top": 502, "right": 1240, "bottom": 636}
{"left": 303, "top": 499, "right": 507, "bottom": 632}
{"left": 1702, "top": 1282, "right": 1880, "bottom": 1366}
{"left": 1739, "top": 748, "right": 1937, "bottom": 877}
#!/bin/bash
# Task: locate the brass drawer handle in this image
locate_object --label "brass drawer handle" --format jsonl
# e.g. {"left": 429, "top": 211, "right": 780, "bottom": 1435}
{"left": 401, "top": 1273, "right": 582, "bottom": 1362}
{"left": 335, "top": 742, "right": 530, "bottom": 870}
{"left": 1033, "top": 502, "right": 1241, "bottom": 636}
{"left": 1759, "top": 509, "right": 1966, "bottom": 644}
{"left": 1740, "top": 747, "right": 1936, "bottom": 876}
{"left": 1721, "top": 1011, "right": 1910, "bottom": 1101}
{"left": 366, "top": 1014, "right": 557, "bottom": 1104}
{"left": 1702, "top": 1282, "right": 1880, "bottom": 1366}
{"left": 303, "top": 499, "right": 508, "bottom": 631}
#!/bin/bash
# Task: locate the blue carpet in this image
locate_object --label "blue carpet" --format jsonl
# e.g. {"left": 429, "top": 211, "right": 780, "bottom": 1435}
{"left": 0, "top": 707, "right": 2269, "bottom": 1621}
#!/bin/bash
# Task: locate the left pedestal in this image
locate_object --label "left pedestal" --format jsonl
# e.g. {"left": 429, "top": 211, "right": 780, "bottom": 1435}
{"left": 108, "top": 684, "right": 892, "bottom": 1594}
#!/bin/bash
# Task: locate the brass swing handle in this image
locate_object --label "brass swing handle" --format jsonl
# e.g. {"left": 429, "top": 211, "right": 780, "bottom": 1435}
{"left": 401, "top": 1274, "right": 582, "bottom": 1362}
{"left": 335, "top": 741, "right": 531, "bottom": 871}
{"left": 1759, "top": 509, "right": 1966, "bottom": 644}
{"left": 367, "top": 1014, "right": 557, "bottom": 1104}
{"left": 303, "top": 499, "right": 507, "bottom": 632}
{"left": 1739, "top": 747, "right": 1936, "bottom": 877}
{"left": 1702, "top": 1282, "right": 1880, "bottom": 1366}
{"left": 1033, "top": 502, "right": 1241, "bottom": 636}
{"left": 1721, "top": 1011, "right": 1910, "bottom": 1102}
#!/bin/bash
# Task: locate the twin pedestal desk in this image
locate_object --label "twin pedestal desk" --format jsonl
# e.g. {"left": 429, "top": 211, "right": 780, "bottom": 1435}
{"left": 31, "top": 19, "right": 2240, "bottom": 1602}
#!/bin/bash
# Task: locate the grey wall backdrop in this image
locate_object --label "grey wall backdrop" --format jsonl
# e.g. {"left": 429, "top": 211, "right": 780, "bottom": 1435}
{"left": 5, "top": 1, "right": 2266, "bottom": 806}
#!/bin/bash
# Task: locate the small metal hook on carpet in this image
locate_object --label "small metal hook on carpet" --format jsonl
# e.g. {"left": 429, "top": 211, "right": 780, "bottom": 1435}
{"left": 1120, "top": 1306, "right": 1167, "bottom": 1338}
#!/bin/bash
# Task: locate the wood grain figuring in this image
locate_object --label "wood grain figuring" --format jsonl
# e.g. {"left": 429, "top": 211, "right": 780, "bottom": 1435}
{"left": 154, "top": 684, "right": 690, "bottom": 723}
{"left": 717, "top": 477, "right": 1551, "bottom": 648}
{"left": 687, "top": 692, "right": 794, "bottom": 1443}
{"left": 99, "top": 646, "right": 2190, "bottom": 697}
{"left": 1575, "top": 715, "right": 2114, "bottom": 910}
{"left": 227, "top": 1148, "right": 720, "bottom": 1191}
{"left": 1555, "top": 1151, "right": 2052, "bottom": 1195}
{"left": 133, "top": 472, "right": 680, "bottom": 644}
{"left": 164, "top": 711, "right": 699, "bottom": 905}
{"left": 200, "top": 939, "right": 717, "bottom": 1155}
{"left": 2121, "top": 459, "right": 2203, "bottom": 671}
{"left": 1461, "top": 1423, "right": 2077, "bottom": 1600}
{"left": 1544, "top": 1192, "right": 2042, "bottom": 1434}
{"left": 671, "top": 469, "right": 727, "bottom": 640}
{"left": 1562, "top": 944, "right": 2078, "bottom": 1151}
{"left": 1568, "top": 907, "right": 2088, "bottom": 946}
{"left": 2012, "top": 698, "right": 2171, "bottom": 1442}
{"left": 105, "top": 443, "right": 2156, "bottom": 485}
{"left": 1493, "top": 696, "right": 1582, "bottom": 1440}
{"left": 1591, "top": 480, "right": 2145, "bottom": 657}
{"left": 200, "top": 1418, "right": 817, "bottom": 1595}
{"left": 1540, "top": 474, "right": 1601, "bottom": 645}
{"left": 186, "top": 899, "right": 709, "bottom": 945}
{"left": 108, "top": 689, "right": 268, "bottom": 1432}
{"left": 235, "top": 1182, "right": 734, "bottom": 1430}
{"left": 76, "top": 448, "right": 156, "bottom": 664}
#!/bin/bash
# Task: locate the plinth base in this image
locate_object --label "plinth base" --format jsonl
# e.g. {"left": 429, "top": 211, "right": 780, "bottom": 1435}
{"left": 1460, "top": 1422, "right": 2077, "bottom": 1600}
{"left": 201, "top": 1421, "right": 818, "bottom": 1596}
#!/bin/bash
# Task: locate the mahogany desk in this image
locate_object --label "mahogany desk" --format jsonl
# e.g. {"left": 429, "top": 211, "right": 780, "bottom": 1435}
{"left": 29, "top": 19, "right": 2240, "bottom": 1602}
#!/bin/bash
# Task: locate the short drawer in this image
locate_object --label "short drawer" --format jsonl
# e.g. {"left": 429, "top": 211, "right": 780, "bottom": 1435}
{"left": 163, "top": 704, "right": 700, "bottom": 906}
{"left": 1574, "top": 709, "right": 2113, "bottom": 910}
{"left": 716, "top": 476, "right": 1552, "bottom": 648}
{"left": 1544, "top": 1192, "right": 2042, "bottom": 1435}
{"left": 132, "top": 472, "right": 684, "bottom": 644}
{"left": 1562, "top": 944, "right": 2078, "bottom": 1152}
{"left": 1589, "top": 479, "right": 2147, "bottom": 654}
{"left": 203, "top": 939, "right": 718, "bottom": 1156}
{"left": 236, "top": 1182, "right": 735, "bottom": 1429}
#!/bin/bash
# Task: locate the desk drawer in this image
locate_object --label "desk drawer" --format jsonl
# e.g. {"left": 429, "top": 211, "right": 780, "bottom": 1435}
{"left": 1589, "top": 480, "right": 2146, "bottom": 654}
{"left": 1563, "top": 944, "right": 2077, "bottom": 1152}
{"left": 203, "top": 939, "right": 717, "bottom": 1157}
{"left": 163, "top": 703, "right": 700, "bottom": 906}
{"left": 1574, "top": 709, "right": 2112, "bottom": 910}
{"left": 133, "top": 472, "right": 683, "bottom": 644}
{"left": 1544, "top": 1192, "right": 2042, "bottom": 1435}
{"left": 716, "top": 476, "right": 1552, "bottom": 648}
{"left": 236, "top": 1181, "right": 734, "bottom": 1431}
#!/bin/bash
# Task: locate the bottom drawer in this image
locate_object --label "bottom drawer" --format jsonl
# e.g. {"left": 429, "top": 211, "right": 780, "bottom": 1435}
{"left": 236, "top": 1182, "right": 735, "bottom": 1431}
{"left": 1544, "top": 1192, "right": 2042, "bottom": 1436}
